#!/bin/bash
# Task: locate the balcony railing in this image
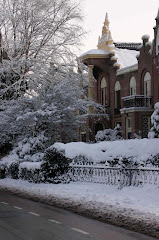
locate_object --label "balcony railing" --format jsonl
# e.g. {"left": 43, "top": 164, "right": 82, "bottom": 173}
{"left": 122, "top": 95, "right": 152, "bottom": 108}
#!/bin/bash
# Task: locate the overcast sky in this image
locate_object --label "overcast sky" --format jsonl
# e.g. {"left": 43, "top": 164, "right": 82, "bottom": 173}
{"left": 80, "top": 0, "right": 159, "bottom": 53}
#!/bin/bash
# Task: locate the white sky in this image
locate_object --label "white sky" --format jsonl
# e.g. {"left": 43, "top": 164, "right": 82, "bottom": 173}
{"left": 80, "top": 0, "right": 159, "bottom": 53}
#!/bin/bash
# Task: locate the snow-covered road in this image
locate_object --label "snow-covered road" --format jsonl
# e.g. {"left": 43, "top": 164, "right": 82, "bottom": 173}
{"left": 0, "top": 179, "right": 159, "bottom": 238}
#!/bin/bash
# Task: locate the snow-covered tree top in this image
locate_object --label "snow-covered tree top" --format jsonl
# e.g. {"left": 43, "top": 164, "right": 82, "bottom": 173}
{"left": 142, "top": 34, "right": 150, "bottom": 40}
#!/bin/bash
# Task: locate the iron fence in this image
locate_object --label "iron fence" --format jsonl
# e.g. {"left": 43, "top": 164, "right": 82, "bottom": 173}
{"left": 69, "top": 165, "right": 159, "bottom": 188}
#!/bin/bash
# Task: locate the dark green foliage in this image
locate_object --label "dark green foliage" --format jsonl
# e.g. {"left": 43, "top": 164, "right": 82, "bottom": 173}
{"left": 19, "top": 168, "right": 40, "bottom": 183}
{"left": 0, "top": 164, "right": 6, "bottom": 179}
{"left": 107, "top": 158, "right": 119, "bottom": 167}
{"left": 146, "top": 153, "right": 159, "bottom": 167}
{"left": 0, "top": 69, "right": 27, "bottom": 100}
{"left": 7, "top": 162, "right": 19, "bottom": 179}
{"left": 72, "top": 155, "right": 93, "bottom": 165}
{"left": 0, "top": 139, "right": 13, "bottom": 158}
{"left": 40, "top": 147, "right": 70, "bottom": 183}
{"left": 119, "top": 156, "right": 140, "bottom": 168}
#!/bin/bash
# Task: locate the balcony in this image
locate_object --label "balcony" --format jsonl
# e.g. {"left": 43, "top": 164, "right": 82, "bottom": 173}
{"left": 122, "top": 95, "right": 152, "bottom": 108}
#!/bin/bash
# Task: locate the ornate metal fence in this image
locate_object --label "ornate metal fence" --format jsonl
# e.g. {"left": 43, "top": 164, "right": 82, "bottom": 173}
{"left": 69, "top": 165, "right": 159, "bottom": 188}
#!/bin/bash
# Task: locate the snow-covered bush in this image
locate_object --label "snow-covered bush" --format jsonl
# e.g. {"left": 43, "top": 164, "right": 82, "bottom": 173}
{"left": 95, "top": 124, "right": 122, "bottom": 142}
{"left": 148, "top": 102, "right": 159, "bottom": 138}
{"left": 6, "top": 162, "right": 19, "bottom": 179}
{"left": 71, "top": 155, "right": 94, "bottom": 165}
{"left": 145, "top": 153, "right": 159, "bottom": 167}
{"left": 0, "top": 164, "right": 6, "bottom": 179}
{"left": 19, "top": 162, "right": 42, "bottom": 183}
{"left": 0, "top": 137, "right": 13, "bottom": 158}
{"left": 3, "top": 132, "right": 47, "bottom": 163}
{"left": 40, "top": 147, "right": 71, "bottom": 183}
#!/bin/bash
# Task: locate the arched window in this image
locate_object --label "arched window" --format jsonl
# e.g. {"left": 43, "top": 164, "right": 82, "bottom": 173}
{"left": 115, "top": 81, "right": 121, "bottom": 109}
{"left": 95, "top": 123, "right": 103, "bottom": 135}
{"left": 101, "top": 77, "right": 107, "bottom": 105}
{"left": 144, "top": 72, "right": 151, "bottom": 96}
{"left": 130, "top": 76, "right": 136, "bottom": 95}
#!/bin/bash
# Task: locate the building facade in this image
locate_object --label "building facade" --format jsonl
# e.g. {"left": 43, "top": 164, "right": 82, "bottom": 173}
{"left": 79, "top": 11, "right": 159, "bottom": 142}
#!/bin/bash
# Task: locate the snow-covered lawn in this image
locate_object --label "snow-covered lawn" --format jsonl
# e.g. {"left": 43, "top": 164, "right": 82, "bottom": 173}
{"left": 0, "top": 178, "right": 159, "bottom": 217}
{"left": 1, "top": 178, "right": 159, "bottom": 237}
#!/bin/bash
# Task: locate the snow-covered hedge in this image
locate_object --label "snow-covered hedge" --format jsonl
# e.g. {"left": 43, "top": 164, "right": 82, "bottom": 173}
{"left": 54, "top": 138, "right": 159, "bottom": 168}
{"left": 19, "top": 162, "right": 42, "bottom": 183}
{"left": 0, "top": 146, "right": 71, "bottom": 183}
{"left": 1, "top": 138, "right": 159, "bottom": 183}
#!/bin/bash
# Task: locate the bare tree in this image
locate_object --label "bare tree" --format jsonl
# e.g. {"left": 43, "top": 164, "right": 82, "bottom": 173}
{"left": 0, "top": 0, "right": 84, "bottom": 99}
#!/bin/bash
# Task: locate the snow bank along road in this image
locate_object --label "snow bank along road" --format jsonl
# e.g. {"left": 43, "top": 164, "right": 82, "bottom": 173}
{"left": 0, "top": 179, "right": 159, "bottom": 239}
{"left": 0, "top": 190, "right": 156, "bottom": 240}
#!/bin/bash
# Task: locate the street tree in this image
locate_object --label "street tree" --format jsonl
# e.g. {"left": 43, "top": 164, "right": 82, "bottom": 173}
{"left": 0, "top": 0, "right": 84, "bottom": 99}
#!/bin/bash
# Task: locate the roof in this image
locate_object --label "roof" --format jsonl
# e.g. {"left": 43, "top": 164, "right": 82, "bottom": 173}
{"left": 115, "top": 48, "right": 138, "bottom": 69}
{"left": 79, "top": 49, "right": 109, "bottom": 61}
{"left": 114, "top": 42, "right": 141, "bottom": 51}
{"left": 79, "top": 47, "right": 138, "bottom": 71}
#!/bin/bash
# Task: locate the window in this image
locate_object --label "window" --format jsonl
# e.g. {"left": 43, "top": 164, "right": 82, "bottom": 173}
{"left": 101, "top": 77, "right": 107, "bottom": 105}
{"left": 130, "top": 76, "right": 136, "bottom": 95}
{"left": 115, "top": 81, "right": 121, "bottom": 109}
{"left": 144, "top": 72, "right": 151, "bottom": 96}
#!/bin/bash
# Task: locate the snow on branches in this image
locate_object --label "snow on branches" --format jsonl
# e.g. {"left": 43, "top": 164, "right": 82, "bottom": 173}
{"left": 148, "top": 102, "right": 159, "bottom": 139}
{"left": 0, "top": 0, "right": 84, "bottom": 99}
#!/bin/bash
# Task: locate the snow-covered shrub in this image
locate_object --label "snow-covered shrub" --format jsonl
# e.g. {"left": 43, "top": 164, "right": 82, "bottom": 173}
{"left": 106, "top": 156, "right": 140, "bottom": 168}
{"left": 145, "top": 153, "right": 159, "bottom": 167}
{"left": 71, "top": 155, "right": 94, "bottom": 165}
{"left": 118, "top": 156, "right": 140, "bottom": 169}
{"left": 148, "top": 102, "right": 159, "bottom": 139}
{"left": 0, "top": 136, "right": 13, "bottom": 158}
{"left": 134, "top": 131, "right": 142, "bottom": 139}
{"left": 19, "top": 162, "right": 42, "bottom": 183}
{"left": 6, "top": 162, "right": 19, "bottom": 179}
{"left": 0, "top": 164, "right": 6, "bottom": 179}
{"left": 40, "top": 147, "right": 71, "bottom": 183}
{"left": 95, "top": 124, "right": 122, "bottom": 142}
{"left": 3, "top": 132, "right": 47, "bottom": 163}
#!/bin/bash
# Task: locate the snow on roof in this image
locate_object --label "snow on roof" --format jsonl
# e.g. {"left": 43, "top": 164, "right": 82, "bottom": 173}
{"left": 79, "top": 47, "right": 138, "bottom": 71}
{"left": 115, "top": 48, "right": 138, "bottom": 69}
{"left": 117, "top": 64, "right": 138, "bottom": 76}
{"left": 79, "top": 49, "right": 109, "bottom": 59}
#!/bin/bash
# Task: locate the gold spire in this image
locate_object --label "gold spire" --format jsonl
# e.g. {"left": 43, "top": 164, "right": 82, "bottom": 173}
{"left": 97, "top": 13, "right": 115, "bottom": 52}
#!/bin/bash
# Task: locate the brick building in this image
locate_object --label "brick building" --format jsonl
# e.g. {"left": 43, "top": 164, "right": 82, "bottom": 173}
{"left": 78, "top": 11, "right": 159, "bottom": 142}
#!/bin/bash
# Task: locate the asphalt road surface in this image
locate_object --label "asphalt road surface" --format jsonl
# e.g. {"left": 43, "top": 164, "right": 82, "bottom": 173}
{"left": 0, "top": 190, "right": 156, "bottom": 240}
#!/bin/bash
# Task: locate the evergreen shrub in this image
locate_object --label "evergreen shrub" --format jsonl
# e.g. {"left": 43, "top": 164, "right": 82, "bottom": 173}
{"left": 40, "top": 147, "right": 70, "bottom": 183}
{"left": 7, "top": 162, "right": 19, "bottom": 179}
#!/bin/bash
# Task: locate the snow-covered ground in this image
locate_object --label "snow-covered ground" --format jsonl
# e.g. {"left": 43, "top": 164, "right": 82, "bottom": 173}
{"left": 0, "top": 178, "right": 159, "bottom": 237}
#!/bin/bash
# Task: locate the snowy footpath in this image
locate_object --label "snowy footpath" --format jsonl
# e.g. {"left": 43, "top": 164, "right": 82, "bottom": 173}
{"left": 0, "top": 179, "right": 159, "bottom": 238}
